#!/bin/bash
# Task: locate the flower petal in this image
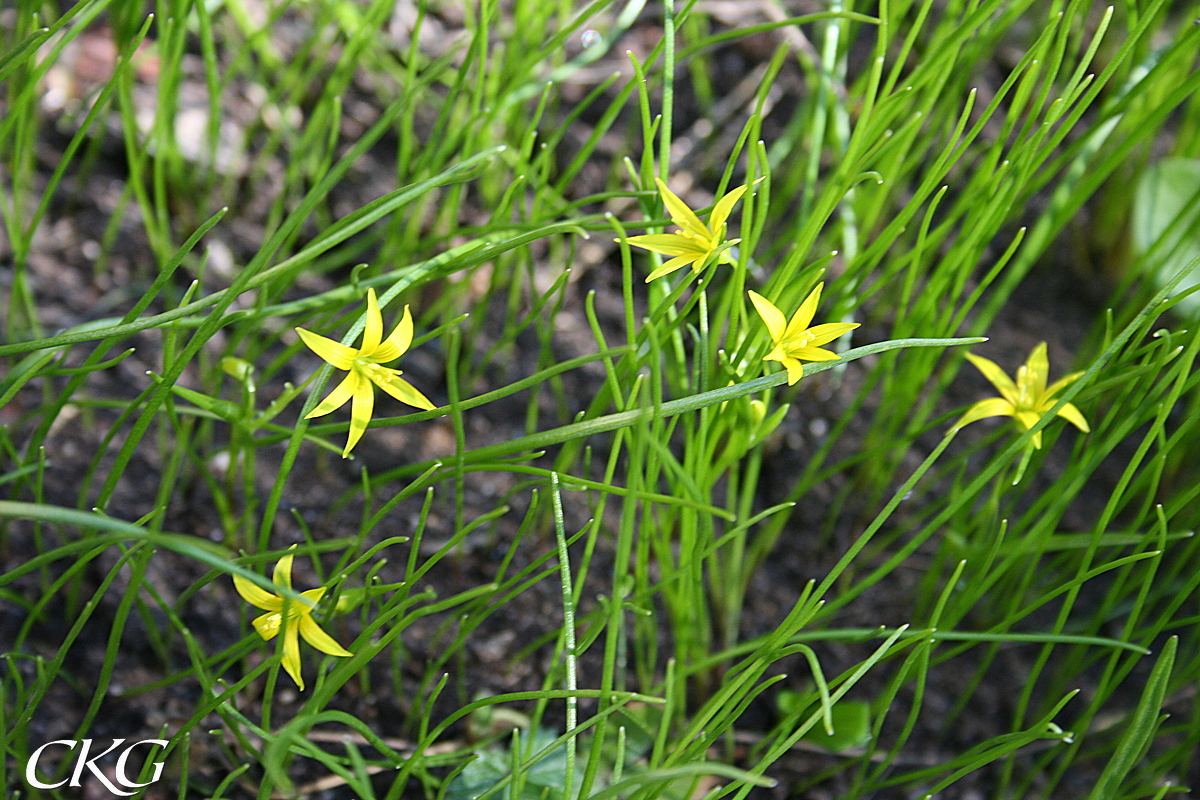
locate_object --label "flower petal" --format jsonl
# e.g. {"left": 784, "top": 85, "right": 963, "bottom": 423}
{"left": 791, "top": 345, "right": 841, "bottom": 362}
{"left": 1013, "top": 411, "right": 1041, "bottom": 432}
{"left": 273, "top": 549, "right": 295, "bottom": 592}
{"left": 1044, "top": 370, "right": 1084, "bottom": 399}
{"left": 1024, "top": 342, "right": 1049, "bottom": 399}
{"left": 785, "top": 283, "right": 823, "bottom": 338}
{"left": 233, "top": 573, "right": 283, "bottom": 612}
{"left": 361, "top": 289, "right": 384, "bottom": 353}
{"left": 372, "top": 304, "right": 414, "bottom": 363}
{"left": 295, "top": 327, "right": 356, "bottom": 371}
{"left": 342, "top": 375, "right": 376, "bottom": 457}
{"left": 646, "top": 254, "right": 698, "bottom": 282}
{"left": 624, "top": 234, "right": 705, "bottom": 257}
{"left": 251, "top": 611, "right": 282, "bottom": 641}
{"left": 804, "top": 322, "right": 860, "bottom": 348}
{"left": 306, "top": 372, "right": 359, "bottom": 418}
{"left": 784, "top": 358, "right": 805, "bottom": 385}
{"left": 965, "top": 353, "right": 1018, "bottom": 405}
{"left": 708, "top": 183, "right": 748, "bottom": 236}
{"left": 1054, "top": 402, "right": 1090, "bottom": 432}
{"left": 301, "top": 586, "right": 327, "bottom": 608}
{"left": 763, "top": 345, "right": 789, "bottom": 363}
{"left": 953, "top": 397, "right": 1015, "bottom": 430}
{"left": 655, "top": 178, "right": 707, "bottom": 238}
{"left": 377, "top": 375, "right": 436, "bottom": 411}
{"left": 748, "top": 290, "right": 786, "bottom": 343}
{"left": 300, "top": 615, "right": 354, "bottom": 658}
{"left": 281, "top": 620, "right": 304, "bottom": 690}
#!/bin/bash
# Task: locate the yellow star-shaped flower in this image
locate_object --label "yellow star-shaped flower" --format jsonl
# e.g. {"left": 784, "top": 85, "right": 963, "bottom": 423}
{"left": 233, "top": 547, "right": 352, "bottom": 691}
{"left": 622, "top": 178, "right": 750, "bottom": 282}
{"left": 748, "top": 283, "right": 860, "bottom": 385}
{"left": 295, "top": 289, "right": 436, "bottom": 457}
{"left": 954, "top": 342, "right": 1090, "bottom": 449}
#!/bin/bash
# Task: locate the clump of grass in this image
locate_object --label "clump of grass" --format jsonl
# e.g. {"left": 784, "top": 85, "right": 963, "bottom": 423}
{"left": 2, "top": 0, "right": 1199, "bottom": 798}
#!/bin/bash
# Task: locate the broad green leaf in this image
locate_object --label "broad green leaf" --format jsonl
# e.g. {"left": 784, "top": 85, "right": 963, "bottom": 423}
{"left": 1134, "top": 158, "right": 1200, "bottom": 315}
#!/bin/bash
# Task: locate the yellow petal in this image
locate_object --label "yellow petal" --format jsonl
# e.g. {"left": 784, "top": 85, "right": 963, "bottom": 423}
{"left": 646, "top": 254, "right": 698, "bottom": 282}
{"left": 655, "top": 178, "right": 707, "bottom": 238}
{"left": 785, "top": 283, "right": 823, "bottom": 339}
{"left": 281, "top": 621, "right": 304, "bottom": 690}
{"left": 300, "top": 586, "right": 327, "bottom": 610}
{"left": 300, "top": 615, "right": 354, "bottom": 657}
{"left": 791, "top": 345, "right": 841, "bottom": 362}
{"left": 1030, "top": 430, "right": 1043, "bottom": 450}
{"left": 1024, "top": 342, "right": 1049, "bottom": 399}
{"left": 953, "top": 397, "right": 1016, "bottom": 430}
{"left": 763, "top": 345, "right": 790, "bottom": 364}
{"left": 748, "top": 290, "right": 786, "bottom": 343}
{"left": 233, "top": 573, "right": 283, "bottom": 612}
{"left": 295, "top": 327, "right": 356, "bottom": 371}
{"left": 1055, "top": 402, "right": 1090, "bottom": 432}
{"left": 377, "top": 374, "right": 436, "bottom": 411}
{"left": 344, "top": 376, "right": 376, "bottom": 457}
{"left": 624, "top": 233, "right": 704, "bottom": 257}
{"left": 361, "top": 289, "right": 384, "bottom": 353}
{"left": 784, "top": 358, "right": 805, "bottom": 385}
{"left": 1014, "top": 411, "right": 1041, "bottom": 432}
{"left": 965, "top": 353, "right": 1018, "bottom": 405}
{"left": 306, "top": 372, "right": 359, "bottom": 419}
{"left": 804, "top": 322, "right": 860, "bottom": 348}
{"left": 273, "top": 550, "right": 295, "bottom": 592}
{"left": 251, "top": 611, "right": 282, "bottom": 641}
{"left": 372, "top": 304, "right": 414, "bottom": 363}
{"left": 708, "top": 183, "right": 748, "bottom": 237}
{"left": 1044, "top": 370, "right": 1084, "bottom": 399}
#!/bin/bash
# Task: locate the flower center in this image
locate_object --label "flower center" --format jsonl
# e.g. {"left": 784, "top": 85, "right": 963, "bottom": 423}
{"left": 784, "top": 331, "right": 815, "bottom": 352}
{"left": 356, "top": 360, "right": 399, "bottom": 382}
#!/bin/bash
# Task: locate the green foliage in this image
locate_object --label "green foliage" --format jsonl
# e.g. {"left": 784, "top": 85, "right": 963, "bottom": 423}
{"left": 2, "top": 0, "right": 1199, "bottom": 797}
{"left": 1135, "top": 158, "right": 1200, "bottom": 315}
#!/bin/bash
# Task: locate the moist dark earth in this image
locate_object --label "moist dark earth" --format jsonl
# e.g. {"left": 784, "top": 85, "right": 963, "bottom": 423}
{"left": 0, "top": 7, "right": 1168, "bottom": 800}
